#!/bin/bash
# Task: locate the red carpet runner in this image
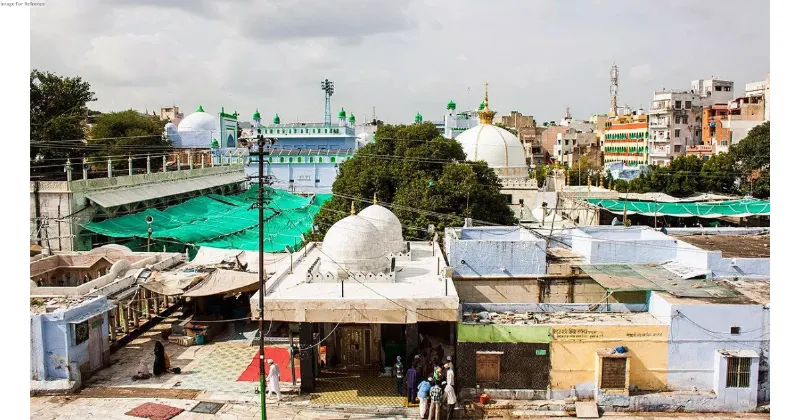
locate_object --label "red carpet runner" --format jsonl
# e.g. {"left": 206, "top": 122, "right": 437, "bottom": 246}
{"left": 237, "top": 346, "right": 300, "bottom": 382}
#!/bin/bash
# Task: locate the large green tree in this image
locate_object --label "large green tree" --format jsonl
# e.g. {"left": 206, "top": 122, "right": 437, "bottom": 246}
{"left": 309, "top": 123, "right": 516, "bottom": 241}
{"left": 30, "top": 69, "right": 96, "bottom": 169}
{"left": 88, "top": 110, "right": 171, "bottom": 168}
{"left": 700, "top": 152, "right": 738, "bottom": 194}
{"left": 730, "top": 121, "right": 770, "bottom": 198}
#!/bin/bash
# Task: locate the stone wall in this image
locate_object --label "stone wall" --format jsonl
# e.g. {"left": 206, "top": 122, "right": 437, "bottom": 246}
{"left": 457, "top": 342, "right": 550, "bottom": 390}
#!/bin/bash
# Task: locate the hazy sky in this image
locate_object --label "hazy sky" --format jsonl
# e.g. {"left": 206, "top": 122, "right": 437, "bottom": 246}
{"left": 31, "top": 0, "right": 770, "bottom": 124}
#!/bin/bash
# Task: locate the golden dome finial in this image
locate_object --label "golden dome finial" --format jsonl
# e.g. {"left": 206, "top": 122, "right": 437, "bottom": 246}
{"left": 373, "top": 192, "right": 377, "bottom": 205}
{"left": 478, "top": 81, "right": 497, "bottom": 125}
{"left": 350, "top": 201, "right": 355, "bottom": 215}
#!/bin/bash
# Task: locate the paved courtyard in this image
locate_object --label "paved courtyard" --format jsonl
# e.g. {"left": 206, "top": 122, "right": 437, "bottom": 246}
{"left": 29, "top": 396, "right": 771, "bottom": 420}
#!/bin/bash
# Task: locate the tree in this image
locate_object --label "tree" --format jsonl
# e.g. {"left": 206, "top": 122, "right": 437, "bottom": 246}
{"left": 308, "top": 123, "right": 516, "bottom": 241}
{"left": 700, "top": 153, "right": 738, "bottom": 194}
{"left": 663, "top": 155, "right": 704, "bottom": 197}
{"left": 30, "top": 69, "right": 96, "bottom": 170}
{"left": 88, "top": 110, "right": 171, "bottom": 168}
{"left": 730, "top": 121, "right": 769, "bottom": 198}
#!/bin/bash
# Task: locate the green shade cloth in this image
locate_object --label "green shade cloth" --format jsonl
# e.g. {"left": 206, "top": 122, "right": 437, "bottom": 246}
{"left": 584, "top": 199, "right": 770, "bottom": 218}
{"left": 83, "top": 187, "right": 331, "bottom": 252}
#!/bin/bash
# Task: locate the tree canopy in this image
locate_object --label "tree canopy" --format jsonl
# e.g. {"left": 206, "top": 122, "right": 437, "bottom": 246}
{"left": 30, "top": 69, "right": 96, "bottom": 169}
{"left": 308, "top": 122, "right": 516, "bottom": 241}
{"left": 610, "top": 121, "right": 769, "bottom": 198}
{"left": 88, "top": 110, "right": 170, "bottom": 165}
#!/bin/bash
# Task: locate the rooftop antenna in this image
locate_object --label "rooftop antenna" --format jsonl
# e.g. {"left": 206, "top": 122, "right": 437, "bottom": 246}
{"left": 321, "top": 79, "right": 335, "bottom": 126}
{"left": 373, "top": 106, "right": 376, "bottom": 123}
{"left": 610, "top": 63, "right": 619, "bottom": 117}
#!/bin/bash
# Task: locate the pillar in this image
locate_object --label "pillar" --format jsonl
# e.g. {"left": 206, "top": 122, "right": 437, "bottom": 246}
{"left": 162, "top": 293, "right": 169, "bottom": 310}
{"left": 128, "top": 156, "right": 133, "bottom": 176}
{"left": 176, "top": 154, "right": 181, "bottom": 171}
{"left": 201, "top": 153, "right": 206, "bottom": 169}
{"left": 132, "top": 301, "right": 140, "bottom": 329}
{"left": 405, "top": 323, "right": 419, "bottom": 362}
{"left": 82, "top": 158, "right": 89, "bottom": 180}
{"left": 146, "top": 155, "right": 151, "bottom": 174}
{"left": 163, "top": 155, "right": 167, "bottom": 173}
{"left": 300, "top": 322, "right": 316, "bottom": 392}
{"left": 187, "top": 151, "right": 193, "bottom": 170}
{"left": 143, "top": 290, "right": 151, "bottom": 319}
{"left": 120, "top": 304, "right": 130, "bottom": 334}
{"left": 107, "top": 159, "right": 113, "bottom": 178}
{"left": 109, "top": 313, "right": 117, "bottom": 342}
{"left": 65, "top": 159, "right": 73, "bottom": 182}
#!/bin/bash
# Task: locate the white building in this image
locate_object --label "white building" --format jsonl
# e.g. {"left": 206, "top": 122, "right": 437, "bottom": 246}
{"left": 165, "top": 105, "right": 239, "bottom": 150}
{"left": 648, "top": 91, "right": 701, "bottom": 164}
{"left": 691, "top": 78, "right": 735, "bottom": 106}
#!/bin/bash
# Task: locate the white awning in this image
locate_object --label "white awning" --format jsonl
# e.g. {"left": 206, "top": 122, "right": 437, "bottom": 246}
{"left": 84, "top": 173, "right": 245, "bottom": 208}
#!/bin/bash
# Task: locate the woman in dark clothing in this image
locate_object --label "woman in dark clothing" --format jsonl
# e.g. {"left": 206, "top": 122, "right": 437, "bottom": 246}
{"left": 153, "top": 341, "right": 168, "bottom": 376}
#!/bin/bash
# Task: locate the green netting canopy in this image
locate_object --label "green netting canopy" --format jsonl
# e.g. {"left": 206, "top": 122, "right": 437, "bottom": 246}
{"left": 84, "top": 187, "right": 331, "bottom": 252}
{"left": 584, "top": 198, "right": 770, "bottom": 218}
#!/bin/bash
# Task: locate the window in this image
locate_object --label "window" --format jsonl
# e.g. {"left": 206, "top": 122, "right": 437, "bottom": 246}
{"left": 73, "top": 320, "right": 89, "bottom": 346}
{"left": 330, "top": 157, "right": 336, "bottom": 163}
{"left": 674, "top": 101, "right": 681, "bottom": 109}
{"left": 476, "top": 352, "right": 501, "bottom": 383}
{"left": 600, "top": 358, "right": 627, "bottom": 389}
{"left": 675, "top": 129, "right": 680, "bottom": 138}
{"left": 726, "top": 357, "right": 751, "bottom": 388}
{"left": 685, "top": 101, "right": 692, "bottom": 109}
{"left": 724, "top": 86, "right": 731, "bottom": 92}
{"left": 716, "top": 86, "right": 722, "bottom": 92}
{"left": 674, "top": 145, "right": 682, "bottom": 153}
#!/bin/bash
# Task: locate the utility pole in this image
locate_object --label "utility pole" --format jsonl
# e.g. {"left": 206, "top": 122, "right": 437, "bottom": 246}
{"left": 249, "top": 134, "right": 276, "bottom": 420}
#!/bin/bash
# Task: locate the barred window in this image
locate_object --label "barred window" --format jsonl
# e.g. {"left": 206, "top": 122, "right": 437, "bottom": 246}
{"left": 726, "top": 357, "right": 751, "bottom": 388}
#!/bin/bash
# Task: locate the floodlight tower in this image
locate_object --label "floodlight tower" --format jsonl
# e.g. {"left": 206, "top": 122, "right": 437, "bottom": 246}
{"left": 321, "top": 79, "right": 335, "bottom": 126}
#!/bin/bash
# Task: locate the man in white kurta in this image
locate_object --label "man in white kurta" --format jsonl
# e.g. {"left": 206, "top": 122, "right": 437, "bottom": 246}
{"left": 266, "top": 359, "right": 281, "bottom": 401}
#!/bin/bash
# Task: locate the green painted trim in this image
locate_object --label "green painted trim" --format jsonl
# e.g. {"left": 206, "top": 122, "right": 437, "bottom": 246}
{"left": 457, "top": 324, "right": 552, "bottom": 343}
{"left": 220, "top": 112, "right": 238, "bottom": 119}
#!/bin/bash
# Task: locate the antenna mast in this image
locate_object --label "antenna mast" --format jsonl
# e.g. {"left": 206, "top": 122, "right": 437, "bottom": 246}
{"left": 610, "top": 64, "right": 619, "bottom": 117}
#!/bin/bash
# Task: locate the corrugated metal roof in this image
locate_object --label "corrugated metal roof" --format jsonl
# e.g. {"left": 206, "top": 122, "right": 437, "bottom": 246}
{"left": 85, "top": 173, "right": 245, "bottom": 208}
{"left": 580, "top": 263, "right": 742, "bottom": 298}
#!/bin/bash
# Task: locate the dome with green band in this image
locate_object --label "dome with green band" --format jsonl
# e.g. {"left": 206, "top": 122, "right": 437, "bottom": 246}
{"left": 273, "top": 114, "right": 281, "bottom": 124}
{"left": 338, "top": 108, "right": 347, "bottom": 119}
{"left": 447, "top": 100, "right": 456, "bottom": 110}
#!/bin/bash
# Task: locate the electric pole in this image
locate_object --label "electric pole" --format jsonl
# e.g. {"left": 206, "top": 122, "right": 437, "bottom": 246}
{"left": 249, "top": 134, "right": 276, "bottom": 420}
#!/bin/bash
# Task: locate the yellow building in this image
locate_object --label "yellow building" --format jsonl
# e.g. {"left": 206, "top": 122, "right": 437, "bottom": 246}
{"left": 550, "top": 321, "right": 668, "bottom": 396}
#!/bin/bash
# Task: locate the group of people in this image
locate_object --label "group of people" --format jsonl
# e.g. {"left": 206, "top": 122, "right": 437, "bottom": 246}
{"left": 392, "top": 342, "right": 458, "bottom": 420}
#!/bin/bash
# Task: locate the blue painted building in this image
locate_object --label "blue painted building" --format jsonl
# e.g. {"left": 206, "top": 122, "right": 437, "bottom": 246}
{"left": 30, "top": 296, "right": 114, "bottom": 387}
{"left": 243, "top": 108, "right": 358, "bottom": 194}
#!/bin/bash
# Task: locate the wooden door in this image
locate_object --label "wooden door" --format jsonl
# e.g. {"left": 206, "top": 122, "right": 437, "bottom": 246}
{"left": 88, "top": 317, "right": 104, "bottom": 374}
{"left": 341, "top": 328, "right": 364, "bottom": 367}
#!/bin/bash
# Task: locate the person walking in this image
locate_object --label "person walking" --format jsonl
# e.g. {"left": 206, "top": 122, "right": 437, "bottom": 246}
{"left": 445, "top": 363, "right": 455, "bottom": 388}
{"left": 393, "top": 356, "right": 405, "bottom": 396}
{"left": 428, "top": 380, "right": 443, "bottom": 420}
{"left": 417, "top": 377, "right": 433, "bottom": 419}
{"left": 443, "top": 381, "right": 457, "bottom": 420}
{"left": 266, "top": 359, "right": 281, "bottom": 401}
{"left": 406, "top": 364, "right": 418, "bottom": 406}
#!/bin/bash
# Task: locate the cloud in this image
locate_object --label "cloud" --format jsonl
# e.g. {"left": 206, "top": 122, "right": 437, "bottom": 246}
{"left": 629, "top": 64, "right": 653, "bottom": 82}
{"left": 236, "top": 0, "right": 417, "bottom": 43}
{"left": 30, "top": 0, "right": 769, "bottom": 123}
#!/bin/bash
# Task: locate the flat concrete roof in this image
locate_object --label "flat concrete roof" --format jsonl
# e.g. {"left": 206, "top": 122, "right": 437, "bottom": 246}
{"left": 673, "top": 235, "right": 770, "bottom": 258}
{"left": 654, "top": 279, "right": 769, "bottom": 305}
{"left": 252, "top": 242, "right": 459, "bottom": 324}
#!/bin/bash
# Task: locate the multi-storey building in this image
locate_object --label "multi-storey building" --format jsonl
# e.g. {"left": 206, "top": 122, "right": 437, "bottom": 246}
{"left": 648, "top": 79, "right": 734, "bottom": 166}
{"left": 429, "top": 100, "right": 480, "bottom": 139}
{"left": 603, "top": 111, "right": 649, "bottom": 167}
{"left": 244, "top": 108, "right": 358, "bottom": 194}
{"left": 554, "top": 130, "right": 596, "bottom": 166}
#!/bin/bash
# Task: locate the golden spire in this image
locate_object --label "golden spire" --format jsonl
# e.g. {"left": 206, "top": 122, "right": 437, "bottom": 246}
{"left": 350, "top": 201, "right": 355, "bottom": 215}
{"left": 373, "top": 192, "right": 377, "bottom": 205}
{"left": 478, "top": 82, "right": 497, "bottom": 125}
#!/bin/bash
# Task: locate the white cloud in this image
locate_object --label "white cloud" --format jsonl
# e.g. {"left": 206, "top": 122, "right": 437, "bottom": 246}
{"left": 30, "top": 0, "right": 770, "bottom": 123}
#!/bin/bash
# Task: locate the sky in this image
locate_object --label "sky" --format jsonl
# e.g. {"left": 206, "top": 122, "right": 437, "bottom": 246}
{"left": 31, "top": 0, "right": 770, "bottom": 125}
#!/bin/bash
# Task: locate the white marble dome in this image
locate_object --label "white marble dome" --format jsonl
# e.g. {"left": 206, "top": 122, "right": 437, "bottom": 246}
{"left": 358, "top": 204, "right": 405, "bottom": 254}
{"left": 321, "top": 215, "right": 390, "bottom": 275}
{"left": 178, "top": 108, "right": 217, "bottom": 132}
{"left": 456, "top": 124, "right": 528, "bottom": 179}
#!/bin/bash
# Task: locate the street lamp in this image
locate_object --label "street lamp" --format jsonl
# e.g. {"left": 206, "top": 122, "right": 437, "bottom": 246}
{"left": 145, "top": 215, "right": 154, "bottom": 252}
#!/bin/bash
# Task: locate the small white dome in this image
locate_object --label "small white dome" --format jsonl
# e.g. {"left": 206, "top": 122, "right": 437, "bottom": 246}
{"left": 321, "top": 215, "right": 390, "bottom": 275}
{"left": 178, "top": 110, "right": 217, "bottom": 132}
{"left": 358, "top": 204, "right": 405, "bottom": 254}
{"left": 456, "top": 124, "right": 528, "bottom": 179}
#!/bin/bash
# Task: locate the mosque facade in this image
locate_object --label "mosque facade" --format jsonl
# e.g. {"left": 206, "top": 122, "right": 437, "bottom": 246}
{"left": 243, "top": 108, "right": 359, "bottom": 194}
